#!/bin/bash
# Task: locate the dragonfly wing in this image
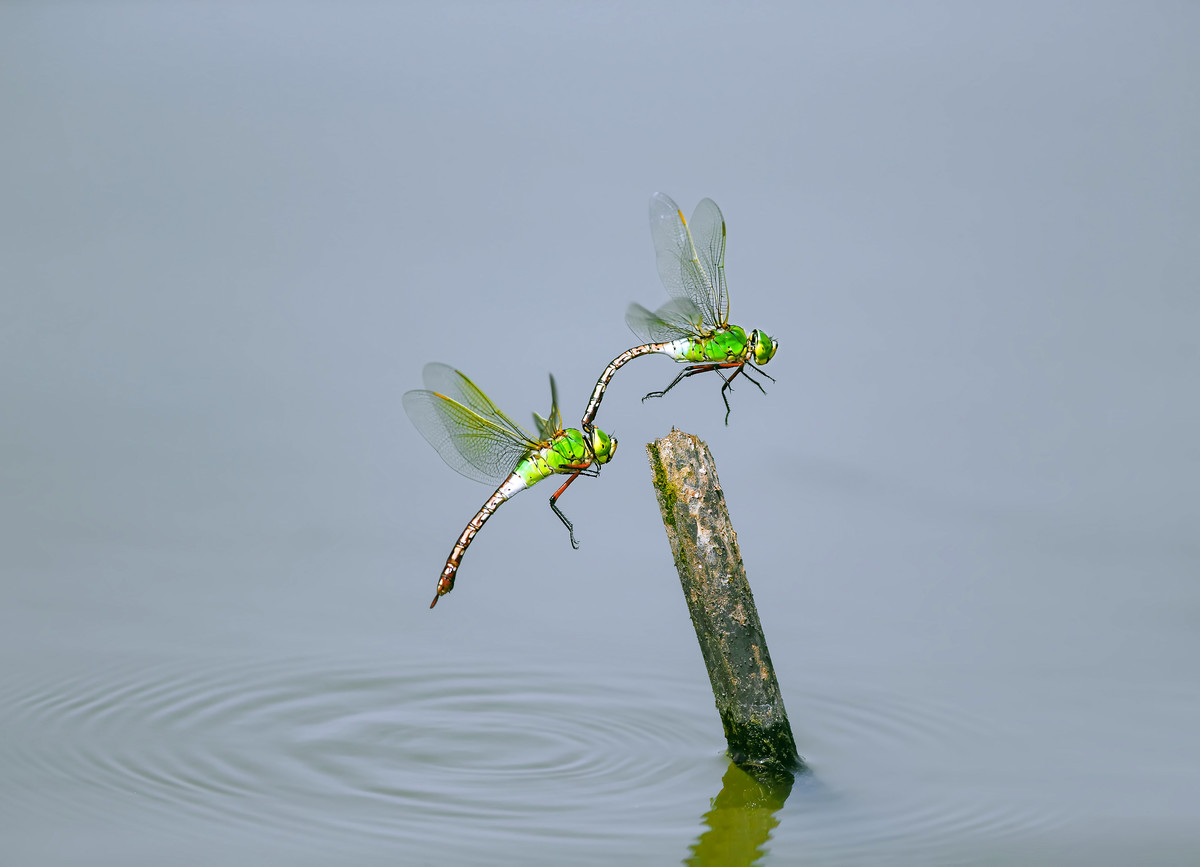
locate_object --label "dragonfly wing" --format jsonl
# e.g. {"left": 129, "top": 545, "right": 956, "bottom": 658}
{"left": 546, "top": 374, "right": 563, "bottom": 437}
{"left": 532, "top": 373, "right": 563, "bottom": 440}
{"left": 421, "top": 362, "right": 536, "bottom": 442}
{"left": 688, "top": 198, "right": 729, "bottom": 326}
{"left": 626, "top": 298, "right": 705, "bottom": 343}
{"left": 403, "top": 389, "right": 535, "bottom": 485}
{"left": 649, "top": 192, "right": 722, "bottom": 330}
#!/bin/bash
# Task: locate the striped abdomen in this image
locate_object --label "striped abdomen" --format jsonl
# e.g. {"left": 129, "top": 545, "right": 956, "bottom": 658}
{"left": 430, "top": 472, "right": 528, "bottom": 608}
{"left": 580, "top": 339, "right": 692, "bottom": 429}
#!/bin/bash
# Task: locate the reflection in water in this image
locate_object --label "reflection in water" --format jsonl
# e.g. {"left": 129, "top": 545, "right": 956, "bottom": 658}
{"left": 686, "top": 761, "right": 798, "bottom": 866}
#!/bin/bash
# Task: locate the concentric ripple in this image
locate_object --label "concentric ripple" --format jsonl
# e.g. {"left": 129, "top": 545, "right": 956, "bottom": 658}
{"left": 0, "top": 656, "right": 1068, "bottom": 861}
{"left": 0, "top": 655, "right": 714, "bottom": 849}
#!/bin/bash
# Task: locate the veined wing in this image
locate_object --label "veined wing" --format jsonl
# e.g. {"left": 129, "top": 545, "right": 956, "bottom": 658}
{"left": 531, "top": 373, "right": 563, "bottom": 441}
{"left": 688, "top": 198, "right": 729, "bottom": 326}
{"left": 403, "top": 389, "right": 537, "bottom": 485}
{"left": 626, "top": 297, "right": 706, "bottom": 343}
{"left": 421, "top": 362, "right": 535, "bottom": 443}
{"left": 649, "top": 192, "right": 724, "bottom": 330}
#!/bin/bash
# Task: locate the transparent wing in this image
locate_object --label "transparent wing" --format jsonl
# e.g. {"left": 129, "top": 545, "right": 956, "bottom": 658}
{"left": 402, "top": 389, "right": 537, "bottom": 486}
{"left": 689, "top": 198, "right": 729, "bottom": 326}
{"left": 531, "top": 373, "right": 562, "bottom": 440}
{"left": 421, "top": 362, "right": 535, "bottom": 442}
{"left": 625, "top": 297, "right": 706, "bottom": 343}
{"left": 649, "top": 192, "right": 723, "bottom": 330}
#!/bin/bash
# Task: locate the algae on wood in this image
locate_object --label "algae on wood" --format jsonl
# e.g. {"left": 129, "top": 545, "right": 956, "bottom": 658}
{"left": 645, "top": 429, "right": 801, "bottom": 771}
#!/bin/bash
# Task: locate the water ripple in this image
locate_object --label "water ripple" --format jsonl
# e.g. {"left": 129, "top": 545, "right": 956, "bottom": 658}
{"left": 0, "top": 656, "right": 713, "bottom": 848}
{"left": 0, "top": 656, "right": 1068, "bottom": 859}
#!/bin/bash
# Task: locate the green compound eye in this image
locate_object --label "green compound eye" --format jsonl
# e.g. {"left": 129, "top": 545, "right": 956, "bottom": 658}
{"left": 591, "top": 427, "right": 617, "bottom": 463}
{"left": 754, "top": 332, "right": 778, "bottom": 366}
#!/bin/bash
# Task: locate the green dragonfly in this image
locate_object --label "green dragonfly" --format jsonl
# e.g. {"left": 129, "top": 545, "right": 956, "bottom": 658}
{"left": 580, "top": 193, "right": 779, "bottom": 429}
{"left": 403, "top": 362, "right": 618, "bottom": 608}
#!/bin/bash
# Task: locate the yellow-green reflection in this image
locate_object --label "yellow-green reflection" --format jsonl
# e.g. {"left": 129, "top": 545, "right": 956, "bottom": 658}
{"left": 685, "top": 761, "right": 796, "bottom": 866}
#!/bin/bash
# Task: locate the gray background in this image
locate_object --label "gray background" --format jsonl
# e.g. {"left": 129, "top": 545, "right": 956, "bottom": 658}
{"left": 2, "top": 2, "right": 1197, "bottom": 863}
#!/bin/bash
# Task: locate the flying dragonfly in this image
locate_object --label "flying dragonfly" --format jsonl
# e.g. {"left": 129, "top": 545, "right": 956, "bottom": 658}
{"left": 403, "top": 363, "right": 618, "bottom": 608}
{"left": 581, "top": 193, "right": 779, "bottom": 429}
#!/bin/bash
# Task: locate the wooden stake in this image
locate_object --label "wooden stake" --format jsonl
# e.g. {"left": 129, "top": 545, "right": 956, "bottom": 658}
{"left": 646, "top": 429, "right": 802, "bottom": 771}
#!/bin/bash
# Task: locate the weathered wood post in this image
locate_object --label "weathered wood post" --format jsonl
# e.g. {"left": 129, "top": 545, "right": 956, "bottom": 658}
{"left": 645, "top": 429, "right": 801, "bottom": 771}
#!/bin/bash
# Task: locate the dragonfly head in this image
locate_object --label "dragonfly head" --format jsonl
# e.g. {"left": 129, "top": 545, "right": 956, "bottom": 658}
{"left": 589, "top": 426, "right": 618, "bottom": 465}
{"left": 751, "top": 329, "right": 778, "bottom": 366}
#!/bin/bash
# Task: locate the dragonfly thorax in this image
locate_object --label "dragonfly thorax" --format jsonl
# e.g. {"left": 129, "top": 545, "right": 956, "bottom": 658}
{"left": 520, "top": 427, "right": 617, "bottom": 485}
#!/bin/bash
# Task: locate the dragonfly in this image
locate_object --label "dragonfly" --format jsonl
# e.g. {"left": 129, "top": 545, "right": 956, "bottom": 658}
{"left": 580, "top": 193, "right": 779, "bottom": 429}
{"left": 403, "top": 362, "right": 618, "bottom": 608}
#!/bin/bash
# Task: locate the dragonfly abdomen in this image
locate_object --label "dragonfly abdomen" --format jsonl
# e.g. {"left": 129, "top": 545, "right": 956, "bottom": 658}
{"left": 431, "top": 472, "right": 528, "bottom": 607}
{"left": 580, "top": 339, "right": 694, "bottom": 429}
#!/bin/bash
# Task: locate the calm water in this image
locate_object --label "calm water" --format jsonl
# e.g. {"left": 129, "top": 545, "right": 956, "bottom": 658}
{"left": 3, "top": 3, "right": 1197, "bottom": 864}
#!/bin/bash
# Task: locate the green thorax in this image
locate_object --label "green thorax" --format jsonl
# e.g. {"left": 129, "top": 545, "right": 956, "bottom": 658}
{"left": 514, "top": 427, "right": 617, "bottom": 486}
{"left": 681, "top": 325, "right": 751, "bottom": 363}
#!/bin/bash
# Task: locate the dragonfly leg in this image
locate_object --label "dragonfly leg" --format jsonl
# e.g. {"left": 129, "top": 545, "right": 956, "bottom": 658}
{"left": 549, "top": 470, "right": 586, "bottom": 549}
{"left": 734, "top": 365, "right": 773, "bottom": 394}
{"left": 717, "top": 363, "right": 776, "bottom": 424}
{"left": 641, "top": 363, "right": 724, "bottom": 403}
{"left": 719, "top": 373, "right": 736, "bottom": 425}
